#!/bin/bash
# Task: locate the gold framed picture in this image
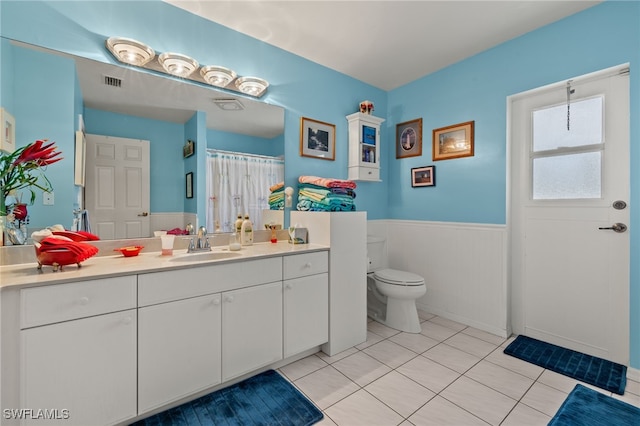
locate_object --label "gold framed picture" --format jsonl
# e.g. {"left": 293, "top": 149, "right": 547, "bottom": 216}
{"left": 300, "top": 117, "right": 335, "bottom": 160}
{"left": 432, "top": 120, "right": 474, "bottom": 161}
{"left": 396, "top": 118, "right": 422, "bottom": 159}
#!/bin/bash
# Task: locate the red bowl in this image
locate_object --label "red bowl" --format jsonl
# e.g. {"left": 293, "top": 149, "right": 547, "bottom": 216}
{"left": 114, "top": 246, "right": 144, "bottom": 257}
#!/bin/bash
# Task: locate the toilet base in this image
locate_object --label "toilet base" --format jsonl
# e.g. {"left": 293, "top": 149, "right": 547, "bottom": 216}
{"left": 385, "top": 298, "right": 422, "bottom": 333}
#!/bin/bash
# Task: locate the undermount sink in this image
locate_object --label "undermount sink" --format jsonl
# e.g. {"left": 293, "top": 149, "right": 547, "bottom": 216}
{"left": 170, "top": 251, "right": 243, "bottom": 262}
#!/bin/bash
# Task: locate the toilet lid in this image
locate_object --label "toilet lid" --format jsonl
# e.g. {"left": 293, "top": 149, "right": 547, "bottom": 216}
{"left": 374, "top": 268, "right": 424, "bottom": 286}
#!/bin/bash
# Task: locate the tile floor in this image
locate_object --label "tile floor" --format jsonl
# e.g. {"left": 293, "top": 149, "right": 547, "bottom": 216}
{"left": 278, "top": 312, "right": 640, "bottom": 426}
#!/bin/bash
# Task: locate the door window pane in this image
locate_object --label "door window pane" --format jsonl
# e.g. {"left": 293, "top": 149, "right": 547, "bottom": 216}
{"left": 532, "top": 96, "right": 603, "bottom": 152}
{"left": 532, "top": 152, "right": 601, "bottom": 199}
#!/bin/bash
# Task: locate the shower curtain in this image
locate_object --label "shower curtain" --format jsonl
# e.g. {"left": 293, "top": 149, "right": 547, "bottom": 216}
{"left": 206, "top": 150, "right": 284, "bottom": 233}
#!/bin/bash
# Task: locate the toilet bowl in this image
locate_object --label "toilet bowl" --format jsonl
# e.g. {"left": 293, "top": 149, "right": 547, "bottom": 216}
{"left": 367, "top": 268, "right": 426, "bottom": 333}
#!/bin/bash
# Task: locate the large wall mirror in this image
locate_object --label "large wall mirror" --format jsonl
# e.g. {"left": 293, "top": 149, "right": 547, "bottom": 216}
{"left": 1, "top": 37, "right": 285, "bottom": 242}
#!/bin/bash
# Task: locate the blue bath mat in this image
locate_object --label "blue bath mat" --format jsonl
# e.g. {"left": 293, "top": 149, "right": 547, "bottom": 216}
{"left": 504, "top": 335, "right": 626, "bottom": 394}
{"left": 131, "top": 369, "right": 323, "bottom": 426}
{"left": 549, "top": 384, "right": 640, "bottom": 425}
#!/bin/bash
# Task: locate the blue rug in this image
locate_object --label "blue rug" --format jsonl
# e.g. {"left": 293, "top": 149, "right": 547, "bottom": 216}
{"left": 131, "top": 370, "right": 323, "bottom": 426}
{"left": 504, "top": 335, "right": 627, "bottom": 395}
{"left": 549, "top": 384, "right": 640, "bottom": 425}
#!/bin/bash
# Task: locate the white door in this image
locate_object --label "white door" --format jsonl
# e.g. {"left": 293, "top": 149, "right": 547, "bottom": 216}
{"left": 85, "top": 134, "right": 150, "bottom": 239}
{"left": 510, "top": 66, "right": 630, "bottom": 365}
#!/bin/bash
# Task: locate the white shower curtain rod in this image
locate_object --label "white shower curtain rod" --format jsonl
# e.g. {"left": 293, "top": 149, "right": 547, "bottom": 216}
{"left": 206, "top": 149, "right": 284, "bottom": 161}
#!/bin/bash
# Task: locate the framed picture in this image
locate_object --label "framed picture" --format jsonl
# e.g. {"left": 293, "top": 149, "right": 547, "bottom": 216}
{"left": 411, "top": 165, "right": 436, "bottom": 187}
{"left": 183, "top": 140, "right": 195, "bottom": 158}
{"left": 300, "top": 117, "right": 335, "bottom": 160}
{"left": 432, "top": 120, "right": 474, "bottom": 161}
{"left": 186, "top": 172, "right": 193, "bottom": 199}
{"left": 396, "top": 118, "right": 422, "bottom": 159}
{"left": 1, "top": 108, "right": 16, "bottom": 153}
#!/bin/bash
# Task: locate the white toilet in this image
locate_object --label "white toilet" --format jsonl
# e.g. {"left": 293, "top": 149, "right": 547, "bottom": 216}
{"left": 367, "top": 235, "right": 426, "bottom": 333}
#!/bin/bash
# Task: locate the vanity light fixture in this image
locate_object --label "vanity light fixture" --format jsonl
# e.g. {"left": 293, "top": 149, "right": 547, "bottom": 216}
{"left": 200, "top": 66, "right": 237, "bottom": 88}
{"left": 235, "top": 76, "right": 269, "bottom": 97}
{"left": 158, "top": 52, "right": 199, "bottom": 77}
{"left": 106, "top": 37, "right": 155, "bottom": 66}
{"left": 105, "top": 37, "right": 269, "bottom": 97}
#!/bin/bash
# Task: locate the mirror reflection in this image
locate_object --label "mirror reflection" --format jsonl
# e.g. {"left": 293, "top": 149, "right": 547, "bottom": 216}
{"left": 1, "top": 38, "right": 285, "bottom": 242}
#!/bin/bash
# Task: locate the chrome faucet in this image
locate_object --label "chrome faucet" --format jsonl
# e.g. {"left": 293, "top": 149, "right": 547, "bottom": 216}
{"left": 188, "top": 226, "right": 211, "bottom": 252}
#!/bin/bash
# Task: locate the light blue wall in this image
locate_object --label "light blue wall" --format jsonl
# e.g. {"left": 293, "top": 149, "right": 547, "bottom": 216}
{"left": 207, "top": 129, "right": 283, "bottom": 158}
{"left": 1, "top": 1, "right": 638, "bottom": 368}
{"left": 387, "top": 0, "right": 640, "bottom": 369}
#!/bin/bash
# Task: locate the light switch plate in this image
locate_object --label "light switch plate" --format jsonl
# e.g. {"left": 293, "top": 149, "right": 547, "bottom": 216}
{"left": 43, "top": 191, "right": 54, "bottom": 205}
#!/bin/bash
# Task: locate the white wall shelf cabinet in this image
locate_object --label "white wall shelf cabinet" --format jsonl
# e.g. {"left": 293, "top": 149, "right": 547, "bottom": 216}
{"left": 346, "top": 112, "right": 385, "bottom": 182}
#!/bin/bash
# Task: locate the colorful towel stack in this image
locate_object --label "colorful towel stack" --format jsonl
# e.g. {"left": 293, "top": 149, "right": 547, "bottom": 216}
{"left": 269, "top": 181, "right": 285, "bottom": 210}
{"left": 296, "top": 176, "right": 357, "bottom": 212}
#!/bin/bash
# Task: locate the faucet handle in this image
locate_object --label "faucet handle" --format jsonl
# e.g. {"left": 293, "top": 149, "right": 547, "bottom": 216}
{"left": 188, "top": 237, "right": 196, "bottom": 252}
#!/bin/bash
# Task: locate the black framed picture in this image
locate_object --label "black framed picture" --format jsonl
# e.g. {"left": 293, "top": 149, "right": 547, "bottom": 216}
{"left": 186, "top": 172, "right": 193, "bottom": 198}
{"left": 411, "top": 165, "right": 435, "bottom": 187}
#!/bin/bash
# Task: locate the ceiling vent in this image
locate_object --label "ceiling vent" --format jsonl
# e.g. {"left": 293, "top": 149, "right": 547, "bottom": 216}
{"left": 103, "top": 75, "right": 122, "bottom": 88}
{"left": 213, "top": 98, "right": 244, "bottom": 111}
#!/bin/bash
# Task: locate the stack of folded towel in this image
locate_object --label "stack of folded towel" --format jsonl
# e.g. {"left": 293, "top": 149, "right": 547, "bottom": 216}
{"left": 296, "top": 176, "right": 357, "bottom": 212}
{"left": 269, "top": 181, "right": 285, "bottom": 210}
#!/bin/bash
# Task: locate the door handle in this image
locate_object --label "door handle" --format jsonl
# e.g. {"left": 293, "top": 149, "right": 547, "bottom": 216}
{"left": 137, "top": 212, "right": 149, "bottom": 217}
{"left": 598, "top": 223, "right": 627, "bottom": 233}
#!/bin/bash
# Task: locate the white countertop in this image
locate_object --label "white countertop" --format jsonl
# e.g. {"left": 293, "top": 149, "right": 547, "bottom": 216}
{"left": 0, "top": 242, "right": 329, "bottom": 290}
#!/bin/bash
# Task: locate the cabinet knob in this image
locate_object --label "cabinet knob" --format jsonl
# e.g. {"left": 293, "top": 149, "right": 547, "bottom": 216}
{"left": 212, "top": 297, "right": 221, "bottom": 305}
{"left": 224, "top": 295, "right": 234, "bottom": 303}
{"left": 304, "top": 262, "right": 312, "bottom": 268}
{"left": 121, "top": 316, "right": 132, "bottom": 325}
{"left": 79, "top": 296, "right": 90, "bottom": 305}
{"left": 285, "top": 283, "right": 293, "bottom": 290}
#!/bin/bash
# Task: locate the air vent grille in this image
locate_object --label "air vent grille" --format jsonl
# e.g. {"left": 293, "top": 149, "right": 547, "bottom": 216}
{"left": 103, "top": 75, "right": 122, "bottom": 88}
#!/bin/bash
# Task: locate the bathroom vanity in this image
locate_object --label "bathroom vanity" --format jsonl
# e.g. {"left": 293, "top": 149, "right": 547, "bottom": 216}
{"left": 0, "top": 242, "right": 330, "bottom": 425}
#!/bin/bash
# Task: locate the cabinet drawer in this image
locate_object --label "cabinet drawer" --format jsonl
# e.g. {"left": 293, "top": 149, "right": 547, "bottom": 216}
{"left": 283, "top": 251, "right": 328, "bottom": 280}
{"left": 138, "top": 257, "right": 282, "bottom": 306}
{"left": 21, "top": 276, "right": 137, "bottom": 329}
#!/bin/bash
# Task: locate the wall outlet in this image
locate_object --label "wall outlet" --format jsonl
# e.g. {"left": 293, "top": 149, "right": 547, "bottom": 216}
{"left": 43, "top": 191, "right": 54, "bottom": 205}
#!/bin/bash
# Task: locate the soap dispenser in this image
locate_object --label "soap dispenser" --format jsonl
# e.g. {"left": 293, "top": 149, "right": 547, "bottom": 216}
{"left": 240, "top": 215, "right": 253, "bottom": 246}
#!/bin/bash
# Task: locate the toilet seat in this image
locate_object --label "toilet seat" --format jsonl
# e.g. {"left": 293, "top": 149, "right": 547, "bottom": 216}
{"left": 373, "top": 268, "right": 424, "bottom": 286}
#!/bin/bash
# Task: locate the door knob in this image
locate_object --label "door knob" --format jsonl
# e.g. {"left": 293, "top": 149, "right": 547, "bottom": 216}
{"left": 598, "top": 223, "right": 627, "bottom": 233}
{"left": 137, "top": 212, "right": 149, "bottom": 217}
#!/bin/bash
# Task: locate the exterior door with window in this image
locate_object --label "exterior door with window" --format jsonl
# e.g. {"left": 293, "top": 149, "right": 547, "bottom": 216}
{"left": 510, "top": 66, "right": 629, "bottom": 365}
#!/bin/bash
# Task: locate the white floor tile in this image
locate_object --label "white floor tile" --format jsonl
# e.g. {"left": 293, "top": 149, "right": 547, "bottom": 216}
{"left": 324, "top": 389, "right": 404, "bottom": 426}
{"left": 363, "top": 339, "right": 418, "bottom": 369}
{"left": 368, "top": 321, "right": 402, "bottom": 339}
{"left": 535, "top": 369, "right": 599, "bottom": 394}
{"left": 388, "top": 331, "right": 440, "bottom": 354}
{"left": 422, "top": 343, "right": 481, "bottom": 374}
{"left": 278, "top": 354, "right": 327, "bottom": 381}
{"left": 355, "top": 331, "right": 385, "bottom": 350}
{"left": 443, "top": 332, "right": 499, "bottom": 358}
{"left": 419, "top": 321, "right": 460, "bottom": 342}
{"left": 485, "top": 347, "right": 545, "bottom": 380}
{"left": 417, "top": 310, "right": 436, "bottom": 322}
{"left": 429, "top": 316, "right": 468, "bottom": 332}
{"left": 611, "top": 390, "right": 640, "bottom": 408}
{"left": 624, "top": 378, "right": 640, "bottom": 396}
{"left": 316, "top": 347, "right": 359, "bottom": 364}
{"left": 465, "top": 360, "right": 534, "bottom": 400}
{"left": 396, "top": 355, "right": 460, "bottom": 394}
{"left": 501, "top": 403, "right": 551, "bottom": 426}
{"left": 293, "top": 365, "right": 360, "bottom": 410}
{"left": 408, "top": 395, "right": 488, "bottom": 426}
{"left": 440, "top": 376, "right": 517, "bottom": 425}
{"left": 364, "top": 370, "right": 436, "bottom": 418}
{"left": 519, "top": 382, "right": 568, "bottom": 417}
{"left": 461, "top": 327, "right": 507, "bottom": 346}
{"left": 332, "top": 351, "right": 392, "bottom": 387}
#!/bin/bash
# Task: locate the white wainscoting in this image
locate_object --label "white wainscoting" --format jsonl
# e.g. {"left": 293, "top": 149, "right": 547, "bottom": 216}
{"left": 367, "top": 220, "right": 509, "bottom": 338}
{"left": 150, "top": 213, "right": 197, "bottom": 234}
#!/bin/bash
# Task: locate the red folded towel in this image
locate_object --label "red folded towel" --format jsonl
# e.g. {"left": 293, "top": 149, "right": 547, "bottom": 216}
{"left": 39, "top": 237, "right": 99, "bottom": 262}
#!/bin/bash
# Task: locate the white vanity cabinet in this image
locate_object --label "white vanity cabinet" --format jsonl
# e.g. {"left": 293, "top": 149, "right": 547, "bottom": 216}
{"left": 283, "top": 252, "right": 329, "bottom": 357}
{"left": 19, "top": 277, "right": 137, "bottom": 426}
{"left": 137, "top": 293, "right": 222, "bottom": 413}
{"left": 221, "top": 281, "right": 283, "bottom": 381}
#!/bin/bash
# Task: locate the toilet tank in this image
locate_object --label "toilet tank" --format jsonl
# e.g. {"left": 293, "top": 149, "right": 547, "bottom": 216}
{"left": 366, "top": 235, "right": 387, "bottom": 272}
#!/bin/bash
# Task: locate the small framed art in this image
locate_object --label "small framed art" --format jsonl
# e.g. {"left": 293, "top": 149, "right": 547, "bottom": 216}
{"left": 300, "top": 117, "right": 336, "bottom": 160}
{"left": 411, "top": 165, "right": 435, "bottom": 187}
{"left": 433, "top": 121, "right": 474, "bottom": 161}
{"left": 186, "top": 172, "right": 193, "bottom": 198}
{"left": 183, "top": 140, "right": 195, "bottom": 158}
{"left": 1, "top": 108, "right": 16, "bottom": 153}
{"left": 396, "top": 118, "right": 422, "bottom": 159}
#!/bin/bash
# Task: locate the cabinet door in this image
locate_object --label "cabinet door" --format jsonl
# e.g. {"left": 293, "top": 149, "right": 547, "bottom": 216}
{"left": 21, "top": 310, "right": 137, "bottom": 426}
{"left": 138, "top": 294, "right": 222, "bottom": 413}
{"left": 284, "top": 273, "right": 329, "bottom": 357}
{"left": 222, "top": 282, "right": 282, "bottom": 381}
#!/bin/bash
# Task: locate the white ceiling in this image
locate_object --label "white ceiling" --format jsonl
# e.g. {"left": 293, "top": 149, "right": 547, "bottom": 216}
{"left": 164, "top": 0, "right": 601, "bottom": 91}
